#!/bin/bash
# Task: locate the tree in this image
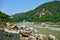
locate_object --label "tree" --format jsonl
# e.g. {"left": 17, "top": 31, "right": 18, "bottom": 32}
{"left": 53, "top": 0, "right": 60, "bottom": 1}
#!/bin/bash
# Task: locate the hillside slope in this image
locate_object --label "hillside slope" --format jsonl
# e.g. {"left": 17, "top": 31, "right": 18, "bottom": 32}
{"left": 0, "top": 11, "right": 10, "bottom": 22}
{"left": 12, "top": 1, "right": 60, "bottom": 22}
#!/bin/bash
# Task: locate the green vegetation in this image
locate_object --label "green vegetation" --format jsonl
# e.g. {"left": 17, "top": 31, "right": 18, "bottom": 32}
{"left": 50, "top": 26, "right": 60, "bottom": 28}
{"left": 12, "top": 1, "right": 60, "bottom": 22}
{"left": 0, "top": 11, "right": 11, "bottom": 22}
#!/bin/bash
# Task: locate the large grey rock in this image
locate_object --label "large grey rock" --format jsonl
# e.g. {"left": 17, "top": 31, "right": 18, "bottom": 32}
{"left": 0, "top": 30, "right": 20, "bottom": 40}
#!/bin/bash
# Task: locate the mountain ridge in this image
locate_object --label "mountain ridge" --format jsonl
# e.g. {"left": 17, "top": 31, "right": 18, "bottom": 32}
{"left": 12, "top": 1, "right": 60, "bottom": 22}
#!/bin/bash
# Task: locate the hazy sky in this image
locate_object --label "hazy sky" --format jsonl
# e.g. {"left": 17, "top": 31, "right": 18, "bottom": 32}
{"left": 0, "top": 0, "right": 52, "bottom": 15}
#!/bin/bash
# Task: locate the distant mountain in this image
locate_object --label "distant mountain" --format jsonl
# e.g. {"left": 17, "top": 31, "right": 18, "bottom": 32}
{"left": 0, "top": 11, "right": 10, "bottom": 22}
{"left": 12, "top": 1, "right": 60, "bottom": 22}
{"left": 12, "top": 13, "right": 24, "bottom": 17}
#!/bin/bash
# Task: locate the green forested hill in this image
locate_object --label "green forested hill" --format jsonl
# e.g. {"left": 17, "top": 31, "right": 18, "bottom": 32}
{"left": 0, "top": 11, "right": 10, "bottom": 22}
{"left": 12, "top": 1, "right": 60, "bottom": 22}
